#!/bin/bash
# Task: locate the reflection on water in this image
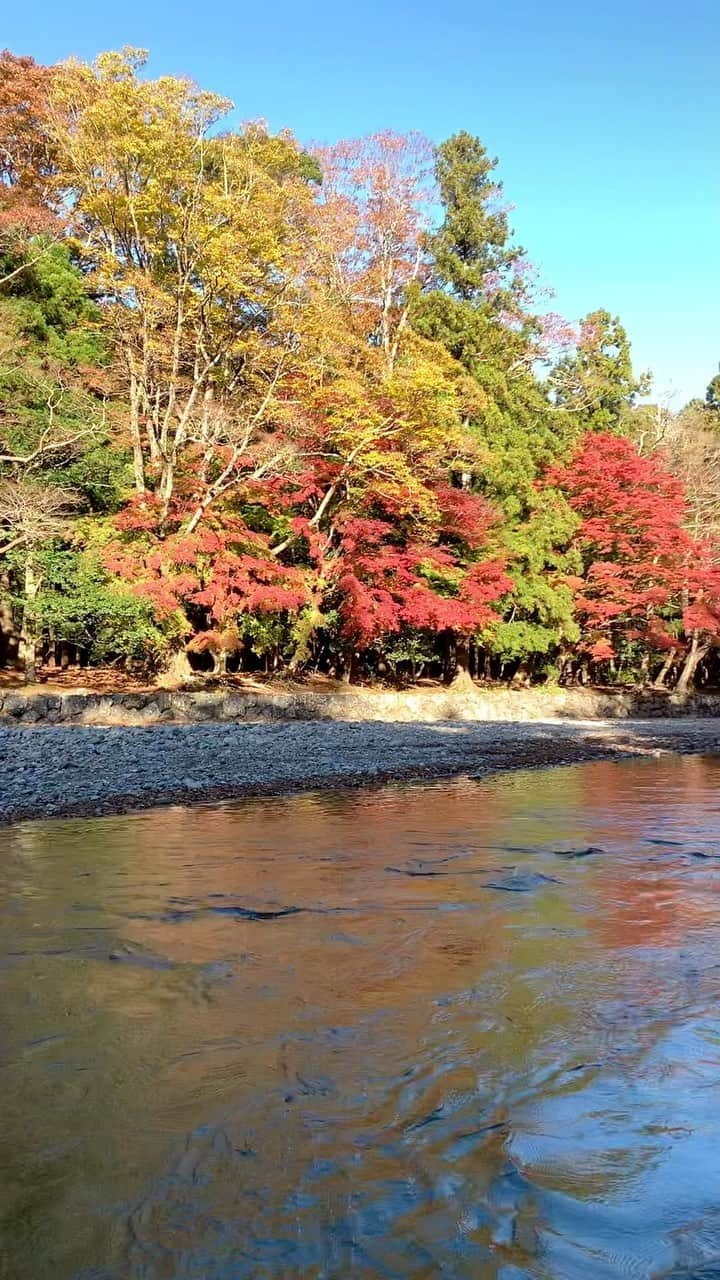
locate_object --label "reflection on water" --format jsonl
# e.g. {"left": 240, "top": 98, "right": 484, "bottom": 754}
{"left": 2, "top": 756, "right": 720, "bottom": 1278}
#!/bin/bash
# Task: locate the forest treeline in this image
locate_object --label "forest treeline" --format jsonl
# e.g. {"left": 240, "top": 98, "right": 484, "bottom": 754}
{"left": 1, "top": 46, "right": 719, "bottom": 689}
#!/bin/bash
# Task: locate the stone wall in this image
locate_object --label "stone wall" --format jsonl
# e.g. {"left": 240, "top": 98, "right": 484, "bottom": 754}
{"left": 1, "top": 684, "right": 719, "bottom": 726}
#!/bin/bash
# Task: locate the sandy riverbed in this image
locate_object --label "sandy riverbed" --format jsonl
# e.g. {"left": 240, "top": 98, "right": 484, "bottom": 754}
{"left": 1, "top": 717, "right": 719, "bottom": 824}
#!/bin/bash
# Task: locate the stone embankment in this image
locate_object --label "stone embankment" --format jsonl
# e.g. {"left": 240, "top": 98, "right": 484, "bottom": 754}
{"left": 1, "top": 683, "right": 720, "bottom": 726}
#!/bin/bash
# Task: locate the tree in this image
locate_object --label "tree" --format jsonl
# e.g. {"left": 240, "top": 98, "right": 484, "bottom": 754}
{"left": 0, "top": 51, "right": 61, "bottom": 283}
{"left": 1, "top": 42, "right": 716, "bottom": 692}
{"left": 314, "top": 131, "right": 435, "bottom": 372}
{"left": 466, "top": 369, "right": 582, "bottom": 679}
{"left": 264, "top": 327, "right": 509, "bottom": 679}
{"left": 0, "top": 228, "right": 126, "bottom": 679}
{"left": 106, "top": 506, "right": 310, "bottom": 675}
{"left": 49, "top": 49, "right": 320, "bottom": 515}
{"left": 410, "top": 131, "right": 534, "bottom": 378}
{"left": 407, "top": 132, "right": 581, "bottom": 679}
{"left": 632, "top": 396, "right": 720, "bottom": 547}
{"left": 706, "top": 371, "right": 720, "bottom": 414}
{"left": 548, "top": 432, "right": 695, "bottom": 681}
{"left": 328, "top": 509, "right": 508, "bottom": 677}
{"left": 0, "top": 477, "right": 75, "bottom": 680}
{"left": 550, "top": 309, "right": 649, "bottom": 431}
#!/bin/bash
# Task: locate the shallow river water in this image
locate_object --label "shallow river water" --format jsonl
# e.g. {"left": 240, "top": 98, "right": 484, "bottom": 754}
{"left": 3, "top": 755, "right": 720, "bottom": 1279}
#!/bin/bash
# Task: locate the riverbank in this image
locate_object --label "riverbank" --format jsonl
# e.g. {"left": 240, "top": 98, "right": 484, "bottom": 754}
{"left": 1, "top": 717, "right": 719, "bottom": 824}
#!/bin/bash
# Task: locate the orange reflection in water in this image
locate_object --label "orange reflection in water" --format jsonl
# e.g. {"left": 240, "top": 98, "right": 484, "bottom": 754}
{"left": 3, "top": 758, "right": 720, "bottom": 1279}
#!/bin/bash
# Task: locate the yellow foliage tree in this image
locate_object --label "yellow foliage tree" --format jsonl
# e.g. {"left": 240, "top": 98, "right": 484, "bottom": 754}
{"left": 48, "top": 48, "right": 320, "bottom": 523}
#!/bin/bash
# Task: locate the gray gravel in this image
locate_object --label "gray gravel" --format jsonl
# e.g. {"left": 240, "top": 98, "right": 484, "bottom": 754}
{"left": 0, "top": 717, "right": 719, "bottom": 825}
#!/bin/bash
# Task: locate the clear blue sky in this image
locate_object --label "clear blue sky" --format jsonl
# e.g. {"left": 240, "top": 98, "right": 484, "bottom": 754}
{"left": 5, "top": 0, "right": 718, "bottom": 405}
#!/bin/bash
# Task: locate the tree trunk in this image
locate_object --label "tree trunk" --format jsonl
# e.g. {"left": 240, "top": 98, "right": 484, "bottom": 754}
{"left": 450, "top": 635, "right": 475, "bottom": 690}
{"left": 340, "top": 648, "right": 361, "bottom": 684}
{"left": 442, "top": 630, "right": 456, "bottom": 685}
{"left": 159, "top": 458, "right": 175, "bottom": 523}
{"left": 676, "top": 632, "right": 709, "bottom": 694}
{"left": 652, "top": 648, "right": 677, "bottom": 690}
{"left": 129, "top": 372, "right": 147, "bottom": 495}
{"left": 455, "top": 635, "right": 470, "bottom": 675}
{"left": 19, "top": 555, "right": 40, "bottom": 684}
{"left": 0, "top": 594, "right": 16, "bottom": 668}
{"left": 156, "top": 647, "right": 194, "bottom": 688}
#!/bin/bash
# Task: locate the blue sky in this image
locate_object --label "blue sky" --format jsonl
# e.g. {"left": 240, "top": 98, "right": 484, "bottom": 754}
{"left": 5, "top": 0, "right": 718, "bottom": 404}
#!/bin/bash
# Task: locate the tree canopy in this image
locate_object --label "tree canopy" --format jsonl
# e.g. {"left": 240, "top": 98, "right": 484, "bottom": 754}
{"left": 0, "top": 46, "right": 717, "bottom": 693}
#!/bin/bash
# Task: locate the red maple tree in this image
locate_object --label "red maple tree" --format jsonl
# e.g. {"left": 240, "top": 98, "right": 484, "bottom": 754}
{"left": 548, "top": 433, "right": 689, "bottom": 660}
{"left": 548, "top": 432, "right": 720, "bottom": 682}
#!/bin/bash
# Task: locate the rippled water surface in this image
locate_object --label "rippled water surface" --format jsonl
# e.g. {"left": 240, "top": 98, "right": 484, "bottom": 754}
{"left": 3, "top": 755, "right": 720, "bottom": 1279}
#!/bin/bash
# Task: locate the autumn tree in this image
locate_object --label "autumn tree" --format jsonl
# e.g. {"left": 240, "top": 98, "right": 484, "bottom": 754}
{"left": 0, "top": 43, "right": 716, "bottom": 692}
{"left": 0, "top": 51, "right": 61, "bottom": 284}
{"left": 312, "top": 131, "right": 435, "bottom": 373}
{"left": 404, "top": 132, "right": 580, "bottom": 679}
{"left": 240, "top": 128, "right": 513, "bottom": 680}
{"left": 49, "top": 49, "right": 320, "bottom": 516}
{"left": 270, "top": 334, "right": 509, "bottom": 678}
{"left": 632, "top": 396, "right": 720, "bottom": 547}
{"left": 548, "top": 432, "right": 699, "bottom": 683}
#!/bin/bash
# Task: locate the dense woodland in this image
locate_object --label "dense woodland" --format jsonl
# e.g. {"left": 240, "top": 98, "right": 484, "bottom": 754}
{"left": 1, "top": 47, "right": 719, "bottom": 691}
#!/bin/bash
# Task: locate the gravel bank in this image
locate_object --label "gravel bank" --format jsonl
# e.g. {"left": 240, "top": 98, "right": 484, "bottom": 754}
{"left": 1, "top": 717, "right": 719, "bottom": 825}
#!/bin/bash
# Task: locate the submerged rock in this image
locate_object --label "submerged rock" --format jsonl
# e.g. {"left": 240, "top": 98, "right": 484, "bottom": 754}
{"left": 385, "top": 864, "right": 448, "bottom": 877}
{"left": 208, "top": 905, "right": 304, "bottom": 921}
{"left": 386, "top": 855, "right": 489, "bottom": 877}
{"left": 108, "top": 945, "right": 175, "bottom": 969}
{"left": 553, "top": 846, "right": 606, "bottom": 859}
{"left": 484, "top": 871, "right": 559, "bottom": 893}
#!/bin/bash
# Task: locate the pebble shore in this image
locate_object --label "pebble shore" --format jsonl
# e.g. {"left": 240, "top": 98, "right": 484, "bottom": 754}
{"left": 1, "top": 717, "right": 718, "bottom": 824}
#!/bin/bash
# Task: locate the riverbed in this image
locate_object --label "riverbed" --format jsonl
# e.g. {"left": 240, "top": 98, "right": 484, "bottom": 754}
{"left": 3, "top": 754, "right": 720, "bottom": 1277}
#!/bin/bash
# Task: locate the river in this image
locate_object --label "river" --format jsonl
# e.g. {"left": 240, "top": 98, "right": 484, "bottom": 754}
{"left": 2, "top": 755, "right": 720, "bottom": 1278}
